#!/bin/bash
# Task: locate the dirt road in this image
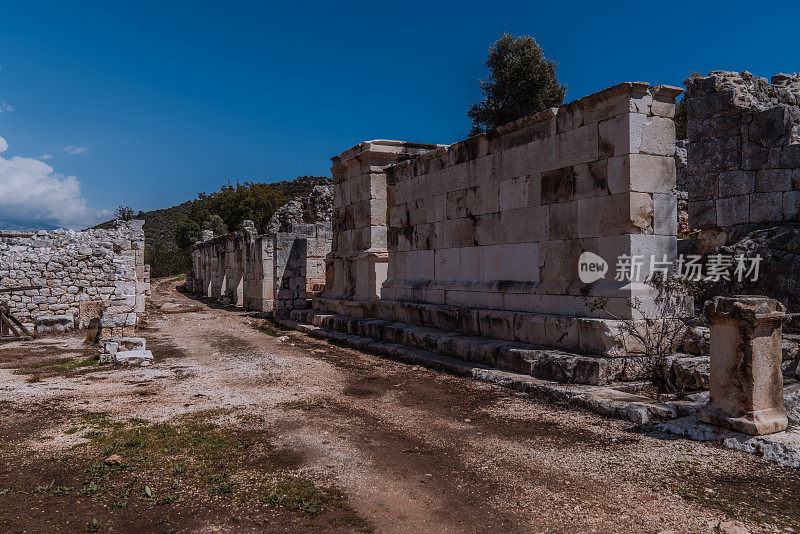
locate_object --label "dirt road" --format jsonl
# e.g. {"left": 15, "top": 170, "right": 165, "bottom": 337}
{"left": 1, "top": 279, "right": 798, "bottom": 533}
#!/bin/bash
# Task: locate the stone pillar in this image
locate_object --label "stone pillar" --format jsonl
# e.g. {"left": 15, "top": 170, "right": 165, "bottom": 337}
{"left": 698, "top": 295, "right": 787, "bottom": 435}
{"left": 320, "top": 140, "right": 442, "bottom": 314}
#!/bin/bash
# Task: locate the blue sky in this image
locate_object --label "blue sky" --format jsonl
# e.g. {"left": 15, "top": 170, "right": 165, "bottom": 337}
{"left": 0, "top": 0, "right": 797, "bottom": 228}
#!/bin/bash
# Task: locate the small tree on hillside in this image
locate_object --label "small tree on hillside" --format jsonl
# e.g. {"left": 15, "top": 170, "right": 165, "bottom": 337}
{"left": 115, "top": 205, "right": 135, "bottom": 221}
{"left": 468, "top": 33, "right": 566, "bottom": 135}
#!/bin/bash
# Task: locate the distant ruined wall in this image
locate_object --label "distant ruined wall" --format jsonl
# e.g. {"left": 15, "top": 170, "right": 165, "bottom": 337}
{"left": 686, "top": 71, "right": 800, "bottom": 248}
{"left": 188, "top": 221, "right": 275, "bottom": 309}
{"left": 187, "top": 221, "right": 332, "bottom": 315}
{"left": 0, "top": 220, "right": 150, "bottom": 336}
{"left": 186, "top": 186, "right": 333, "bottom": 314}
{"left": 274, "top": 223, "right": 331, "bottom": 317}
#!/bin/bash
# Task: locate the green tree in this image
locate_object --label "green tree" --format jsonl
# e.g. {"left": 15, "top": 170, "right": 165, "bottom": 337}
{"left": 202, "top": 214, "right": 228, "bottom": 236}
{"left": 468, "top": 33, "right": 566, "bottom": 135}
{"left": 189, "top": 181, "right": 286, "bottom": 233}
{"left": 175, "top": 217, "right": 201, "bottom": 250}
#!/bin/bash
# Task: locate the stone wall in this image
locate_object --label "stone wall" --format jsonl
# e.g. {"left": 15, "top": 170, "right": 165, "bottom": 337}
{"left": 0, "top": 220, "right": 150, "bottom": 336}
{"left": 274, "top": 223, "right": 331, "bottom": 316}
{"left": 314, "top": 82, "right": 684, "bottom": 358}
{"left": 187, "top": 220, "right": 331, "bottom": 315}
{"left": 381, "top": 82, "right": 682, "bottom": 322}
{"left": 323, "top": 140, "right": 443, "bottom": 312}
{"left": 686, "top": 71, "right": 800, "bottom": 247}
{"left": 188, "top": 221, "right": 274, "bottom": 309}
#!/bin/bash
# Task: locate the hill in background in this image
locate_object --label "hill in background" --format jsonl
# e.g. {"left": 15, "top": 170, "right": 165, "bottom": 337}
{"left": 94, "top": 175, "right": 331, "bottom": 277}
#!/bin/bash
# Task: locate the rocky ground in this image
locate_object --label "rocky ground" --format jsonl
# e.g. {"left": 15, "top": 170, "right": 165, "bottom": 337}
{"left": 1, "top": 279, "right": 799, "bottom": 533}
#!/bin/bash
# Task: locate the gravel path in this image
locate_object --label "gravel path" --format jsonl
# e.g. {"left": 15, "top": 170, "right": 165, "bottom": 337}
{"left": 1, "top": 279, "right": 797, "bottom": 533}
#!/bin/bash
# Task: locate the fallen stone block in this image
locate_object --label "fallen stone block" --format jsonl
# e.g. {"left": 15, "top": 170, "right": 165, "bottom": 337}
{"left": 113, "top": 349, "right": 153, "bottom": 366}
{"left": 98, "top": 336, "right": 147, "bottom": 363}
{"left": 663, "top": 353, "right": 710, "bottom": 392}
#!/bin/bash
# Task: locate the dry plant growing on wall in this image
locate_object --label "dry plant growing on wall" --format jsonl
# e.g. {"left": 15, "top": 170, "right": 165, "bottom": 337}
{"left": 583, "top": 274, "right": 700, "bottom": 389}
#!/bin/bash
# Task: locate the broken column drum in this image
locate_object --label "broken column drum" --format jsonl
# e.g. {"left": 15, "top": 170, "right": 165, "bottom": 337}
{"left": 698, "top": 295, "right": 788, "bottom": 435}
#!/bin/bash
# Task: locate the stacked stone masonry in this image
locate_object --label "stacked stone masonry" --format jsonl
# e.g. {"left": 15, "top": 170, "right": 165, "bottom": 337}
{"left": 0, "top": 220, "right": 150, "bottom": 337}
{"left": 382, "top": 82, "right": 683, "bottom": 322}
{"left": 186, "top": 220, "right": 331, "bottom": 316}
{"left": 686, "top": 71, "right": 800, "bottom": 244}
{"left": 274, "top": 223, "right": 332, "bottom": 316}
{"left": 315, "top": 81, "right": 685, "bottom": 367}
{"left": 325, "top": 140, "right": 444, "bottom": 305}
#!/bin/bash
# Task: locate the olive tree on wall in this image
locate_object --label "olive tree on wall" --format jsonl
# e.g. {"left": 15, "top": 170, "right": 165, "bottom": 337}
{"left": 468, "top": 33, "right": 567, "bottom": 135}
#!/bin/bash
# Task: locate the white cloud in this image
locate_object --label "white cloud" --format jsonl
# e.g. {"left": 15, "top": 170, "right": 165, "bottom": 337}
{"left": 64, "top": 145, "right": 88, "bottom": 155}
{"left": 39, "top": 153, "right": 53, "bottom": 160}
{"left": 0, "top": 136, "right": 110, "bottom": 229}
{"left": 0, "top": 102, "right": 12, "bottom": 113}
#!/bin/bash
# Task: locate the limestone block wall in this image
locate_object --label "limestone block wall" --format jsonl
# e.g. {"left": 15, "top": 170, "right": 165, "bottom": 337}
{"left": 324, "top": 140, "right": 444, "bottom": 306}
{"left": 0, "top": 220, "right": 149, "bottom": 336}
{"left": 274, "top": 223, "right": 331, "bottom": 316}
{"left": 189, "top": 222, "right": 275, "bottom": 310}
{"left": 686, "top": 71, "right": 800, "bottom": 245}
{"left": 382, "top": 82, "right": 682, "bottom": 321}
{"left": 188, "top": 220, "right": 332, "bottom": 315}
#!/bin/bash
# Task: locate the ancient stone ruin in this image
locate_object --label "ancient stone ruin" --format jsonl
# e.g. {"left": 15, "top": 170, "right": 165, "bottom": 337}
{"left": 8, "top": 71, "right": 789, "bottom": 439}
{"left": 297, "top": 82, "right": 685, "bottom": 386}
{"left": 683, "top": 71, "right": 800, "bottom": 314}
{"left": 185, "top": 185, "right": 333, "bottom": 316}
{"left": 698, "top": 295, "right": 788, "bottom": 435}
{"left": 0, "top": 219, "right": 150, "bottom": 337}
{"left": 281, "top": 73, "right": 800, "bottom": 442}
{"left": 686, "top": 71, "right": 800, "bottom": 249}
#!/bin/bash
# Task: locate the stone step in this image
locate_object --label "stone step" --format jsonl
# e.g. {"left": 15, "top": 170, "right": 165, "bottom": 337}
{"left": 277, "top": 316, "right": 692, "bottom": 426}
{"left": 288, "top": 309, "right": 655, "bottom": 385}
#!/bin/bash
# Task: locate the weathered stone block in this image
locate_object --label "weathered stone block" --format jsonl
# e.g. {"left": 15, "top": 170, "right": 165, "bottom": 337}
{"left": 698, "top": 296, "right": 787, "bottom": 435}
{"left": 718, "top": 170, "right": 755, "bottom": 196}
{"left": 640, "top": 116, "right": 676, "bottom": 156}
{"left": 549, "top": 201, "right": 578, "bottom": 240}
{"left": 784, "top": 191, "right": 800, "bottom": 221}
{"left": 716, "top": 195, "right": 750, "bottom": 227}
{"left": 653, "top": 193, "right": 678, "bottom": 236}
{"left": 513, "top": 313, "right": 547, "bottom": 345}
{"left": 750, "top": 192, "right": 784, "bottom": 224}
{"left": 577, "top": 197, "right": 602, "bottom": 238}
{"left": 574, "top": 161, "right": 609, "bottom": 200}
{"left": 541, "top": 166, "right": 575, "bottom": 204}
{"left": 500, "top": 205, "right": 549, "bottom": 244}
{"left": 544, "top": 315, "right": 580, "bottom": 349}
{"left": 688, "top": 199, "right": 717, "bottom": 229}
{"left": 756, "top": 169, "right": 794, "bottom": 193}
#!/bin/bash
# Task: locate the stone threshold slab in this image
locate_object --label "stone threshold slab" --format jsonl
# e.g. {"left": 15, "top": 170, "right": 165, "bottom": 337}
{"left": 277, "top": 316, "right": 699, "bottom": 426}
{"left": 290, "top": 309, "right": 654, "bottom": 385}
